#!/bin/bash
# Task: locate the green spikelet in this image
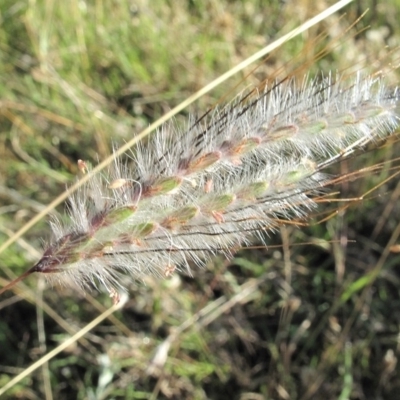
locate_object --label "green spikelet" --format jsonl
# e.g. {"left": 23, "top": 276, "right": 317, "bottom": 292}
{"left": 238, "top": 182, "right": 270, "bottom": 200}
{"left": 145, "top": 176, "right": 182, "bottom": 197}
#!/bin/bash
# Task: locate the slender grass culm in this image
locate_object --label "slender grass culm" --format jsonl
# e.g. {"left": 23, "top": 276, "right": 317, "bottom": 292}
{"left": 1, "top": 0, "right": 400, "bottom": 399}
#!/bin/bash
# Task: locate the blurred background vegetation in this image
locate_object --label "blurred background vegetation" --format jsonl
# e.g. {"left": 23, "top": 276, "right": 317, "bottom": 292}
{"left": 1, "top": 0, "right": 400, "bottom": 399}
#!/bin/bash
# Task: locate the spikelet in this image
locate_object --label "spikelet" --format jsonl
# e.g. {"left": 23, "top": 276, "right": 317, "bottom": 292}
{"left": 16, "top": 72, "right": 397, "bottom": 300}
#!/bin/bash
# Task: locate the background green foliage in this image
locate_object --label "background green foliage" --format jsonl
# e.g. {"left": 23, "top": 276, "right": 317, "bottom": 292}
{"left": 1, "top": 0, "right": 400, "bottom": 399}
